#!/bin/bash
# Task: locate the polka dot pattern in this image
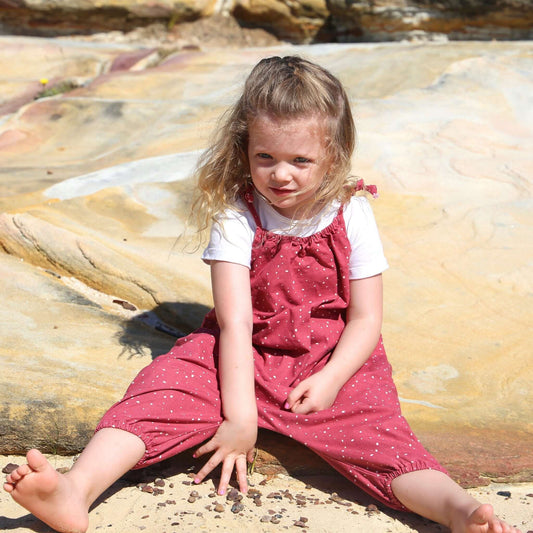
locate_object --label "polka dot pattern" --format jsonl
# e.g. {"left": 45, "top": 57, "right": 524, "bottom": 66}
{"left": 96, "top": 200, "right": 447, "bottom": 511}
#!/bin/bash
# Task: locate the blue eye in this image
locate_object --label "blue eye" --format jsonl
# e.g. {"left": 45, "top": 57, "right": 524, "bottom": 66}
{"left": 257, "top": 153, "right": 272, "bottom": 159}
{"left": 295, "top": 157, "right": 311, "bottom": 163}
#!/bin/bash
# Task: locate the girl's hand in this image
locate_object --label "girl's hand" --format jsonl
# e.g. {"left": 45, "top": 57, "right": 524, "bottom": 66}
{"left": 285, "top": 370, "right": 341, "bottom": 414}
{"left": 193, "top": 419, "right": 257, "bottom": 495}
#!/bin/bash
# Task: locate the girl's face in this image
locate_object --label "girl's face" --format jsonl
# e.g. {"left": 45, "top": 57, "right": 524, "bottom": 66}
{"left": 247, "top": 113, "right": 331, "bottom": 218}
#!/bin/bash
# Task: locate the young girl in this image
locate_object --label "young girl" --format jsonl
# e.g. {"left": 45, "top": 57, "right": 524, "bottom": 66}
{"left": 4, "top": 56, "right": 521, "bottom": 533}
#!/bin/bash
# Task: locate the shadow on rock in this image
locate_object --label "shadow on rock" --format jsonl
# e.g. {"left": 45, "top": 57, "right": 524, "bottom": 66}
{"left": 116, "top": 300, "right": 212, "bottom": 361}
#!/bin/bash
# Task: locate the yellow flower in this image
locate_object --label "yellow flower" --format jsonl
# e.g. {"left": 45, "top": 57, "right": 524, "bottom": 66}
{"left": 39, "top": 78, "right": 49, "bottom": 85}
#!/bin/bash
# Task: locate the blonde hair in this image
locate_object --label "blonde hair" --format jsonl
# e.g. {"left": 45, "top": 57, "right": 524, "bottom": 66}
{"left": 190, "top": 55, "right": 357, "bottom": 237}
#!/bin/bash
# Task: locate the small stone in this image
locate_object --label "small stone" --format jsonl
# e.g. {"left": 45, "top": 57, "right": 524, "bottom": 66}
{"left": 214, "top": 503, "right": 225, "bottom": 513}
{"left": 166, "top": 500, "right": 176, "bottom": 505}
{"left": 260, "top": 515, "right": 271, "bottom": 523}
{"left": 267, "top": 492, "right": 282, "bottom": 499}
{"left": 366, "top": 504, "right": 379, "bottom": 513}
{"left": 271, "top": 517, "right": 280, "bottom": 524}
{"left": 152, "top": 488, "right": 164, "bottom": 496}
{"left": 231, "top": 502, "right": 244, "bottom": 513}
{"left": 496, "top": 491, "right": 511, "bottom": 498}
{"left": 154, "top": 479, "right": 165, "bottom": 487}
{"left": 112, "top": 299, "right": 137, "bottom": 311}
{"left": 294, "top": 520, "right": 307, "bottom": 528}
{"left": 56, "top": 467, "right": 70, "bottom": 474}
{"left": 299, "top": 517, "right": 309, "bottom": 523}
{"left": 141, "top": 485, "right": 154, "bottom": 493}
{"left": 226, "top": 488, "right": 241, "bottom": 502}
{"left": 2, "top": 463, "right": 19, "bottom": 474}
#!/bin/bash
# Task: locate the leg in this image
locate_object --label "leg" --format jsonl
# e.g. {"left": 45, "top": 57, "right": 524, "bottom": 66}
{"left": 391, "top": 469, "right": 522, "bottom": 533}
{"left": 3, "top": 428, "right": 145, "bottom": 533}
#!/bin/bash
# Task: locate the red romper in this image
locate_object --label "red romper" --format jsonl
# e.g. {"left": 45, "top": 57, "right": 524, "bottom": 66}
{"left": 97, "top": 194, "right": 447, "bottom": 510}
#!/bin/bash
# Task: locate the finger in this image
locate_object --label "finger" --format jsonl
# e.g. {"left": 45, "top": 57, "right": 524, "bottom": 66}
{"left": 285, "top": 383, "right": 306, "bottom": 409}
{"left": 235, "top": 455, "right": 249, "bottom": 494}
{"left": 194, "top": 451, "right": 223, "bottom": 485}
{"left": 217, "top": 456, "right": 236, "bottom": 496}
{"left": 291, "top": 397, "right": 316, "bottom": 415}
{"left": 193, "top": 438, "right": 217, "bottom": 459}
{"left": 246, "top": 448, "right": 256, "bottom": 463}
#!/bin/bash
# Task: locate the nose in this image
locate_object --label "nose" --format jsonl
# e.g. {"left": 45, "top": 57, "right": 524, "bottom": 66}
{"left": 271, "top": 162, "right": 291, "bottom": 183}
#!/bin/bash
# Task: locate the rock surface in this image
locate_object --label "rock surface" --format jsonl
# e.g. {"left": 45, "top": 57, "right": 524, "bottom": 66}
{"left": 1, "top": 0, "right": 532, "bottom": 42}
{"left": 0, "top": 36, "right": 532, "bottom": 487}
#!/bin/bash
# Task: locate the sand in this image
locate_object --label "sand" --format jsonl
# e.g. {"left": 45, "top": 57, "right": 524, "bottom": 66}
{"left": 1, "top": 454, "right": 532, "bottom": 533}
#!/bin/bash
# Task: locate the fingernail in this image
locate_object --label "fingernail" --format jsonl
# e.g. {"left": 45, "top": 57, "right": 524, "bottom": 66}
{"left": 193, "top": 478, "right": 200, "bottom": 484}
{"left": 284, "top": 402, "right": 289, "bottom": 409}
{"left": 218, "top": 488, "right": 225, "bottom": 496}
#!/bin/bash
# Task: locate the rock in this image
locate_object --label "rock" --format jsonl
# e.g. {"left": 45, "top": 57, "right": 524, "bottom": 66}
{"left": 0, "top": 36, "right": 531, "bottom": 488}
{"left": 0, "top": 1, "right": 531, "bottom": 42}
{"left": 2, "top": 463, "right": 19, "bottom": 474}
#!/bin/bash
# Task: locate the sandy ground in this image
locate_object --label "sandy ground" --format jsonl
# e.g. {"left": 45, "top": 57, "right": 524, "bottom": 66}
{"left": 1, "top": 454, "right": 531, "bottom": 533}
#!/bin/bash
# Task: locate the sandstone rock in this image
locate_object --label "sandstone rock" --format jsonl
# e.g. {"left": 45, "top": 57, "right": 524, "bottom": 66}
{"left": 0, "top": 0, "right": 532, "bottom": 42}
{"left": 0, "top": 36, "right": 531, "bottom": 485}
{"left": 233, "top": 0, "right": 329, "bottom": 43}
{"left": 327, "top": 0, "right": 533, "bottom": 42}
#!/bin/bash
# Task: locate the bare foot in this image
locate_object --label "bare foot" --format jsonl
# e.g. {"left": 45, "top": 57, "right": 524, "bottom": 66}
{"left": 3, "top": 449, "right": 89, "bottom": 533}
{"left": 453, "top": 503, "right": 522, "bottom": 533}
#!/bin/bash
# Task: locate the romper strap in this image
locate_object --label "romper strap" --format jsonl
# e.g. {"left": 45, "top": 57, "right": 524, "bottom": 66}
{"left": 242, "top": 188, "right": 263, "bottom": 227}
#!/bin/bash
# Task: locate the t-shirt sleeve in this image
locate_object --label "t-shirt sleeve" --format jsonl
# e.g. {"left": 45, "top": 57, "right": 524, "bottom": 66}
{"left": 344, "top": 196, "right": 389, "bottom": 279}
{"left": 201, "top": 204, "right": 255, "bottom": 268}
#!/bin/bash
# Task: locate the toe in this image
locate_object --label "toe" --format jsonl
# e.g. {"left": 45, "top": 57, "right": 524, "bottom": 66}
{"left": 26, "top": 449, "right": 49, "bottom": 472}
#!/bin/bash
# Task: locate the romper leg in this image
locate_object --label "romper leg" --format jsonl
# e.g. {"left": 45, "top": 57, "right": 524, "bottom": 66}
{"left": 256, "top": 339, "right": 448, "bottom": 510}
{"left": 96, "top": 331, "right": 223, "bottom": 469}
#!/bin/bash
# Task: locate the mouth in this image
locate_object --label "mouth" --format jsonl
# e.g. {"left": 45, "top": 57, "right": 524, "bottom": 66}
{"left": 269, "top": 187, "right": 294, "bottom": 197}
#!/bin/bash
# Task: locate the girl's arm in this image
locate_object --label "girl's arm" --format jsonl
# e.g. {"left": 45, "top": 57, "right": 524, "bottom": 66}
{"left": 193, "top": 260, "right": 258, "bottom": 494}
{"left": 286, "top": 273, "right": 383, "bottom": 414}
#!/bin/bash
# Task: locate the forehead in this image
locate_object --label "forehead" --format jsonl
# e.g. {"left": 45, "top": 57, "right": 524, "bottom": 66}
{"left": 248, "top": 113, "right": 328, "bottom": 149}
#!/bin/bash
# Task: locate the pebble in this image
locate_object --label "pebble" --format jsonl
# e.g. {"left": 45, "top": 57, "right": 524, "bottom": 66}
{"left": 366, "top": 504, "right": 380, "bottom": 514}
{"left": 188, "top": 491, "right": 199, "bottom": 503}
{"left": 2, "top": 463, "right": 19, "bottom": 474}
{"left": 226, "top": 488, "right": 242, "bottom": 502}
{"left": 141, "top": 484, "right": 154, "bottom": 494}
{"left": 260, "top": 515, "right": 271, "bottom": 523}
{"left": 154, "top": 479, "right": 165, "bottom": 487}
{"left": 214, "top": 503, "right": 225, "bottom": 513}
{"left": 497, "top": 491, "right": 511, "bottom": 498}
{"left": 231, "top": 502, "right": 244, "bottom": 513}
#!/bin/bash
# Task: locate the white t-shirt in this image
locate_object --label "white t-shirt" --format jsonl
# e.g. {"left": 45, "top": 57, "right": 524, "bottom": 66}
{"left": 202, "top": 193, "right": 388, "bottom": 280}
